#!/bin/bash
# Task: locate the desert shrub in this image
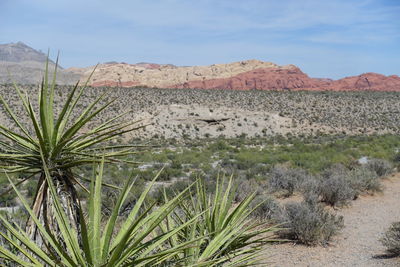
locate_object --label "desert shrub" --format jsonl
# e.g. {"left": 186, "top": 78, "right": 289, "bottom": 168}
{"left": 322, "top": 163, "right": 348, "bottom": 178}
{"left": 365, "top": 158, "right": 393, "bottom": 177}
{"left": 381, "top": 222, "right": 400, "bottom": 256}
{"left": 277, "top": 199, "right": 344, "bottom": 245}
{"left": 319, "top": 165, "right": 355, "bottom": 206}
{"left": 348, "top": 166, "right": 381, "bottom": 196}
{"left": 301, "top": 178, "right": 322, "bottom": 203}
{"left": 244, "top": 163, "right": 270, "bottom": 180}
{"left": 151, "top": 180, "right": 191, "bottom": 204}
{"left": 268, "top": 166, "right": 310, "bottom": 197}
{"left": 250, "top": 195, "right": 282, "bottom": 221}
{"left": 234, "top": 150, "right": 264, "bottom": 170}
{"left": 103, "top": 177, "right": 147, "bottom": 216}
{"left": 235, "top": 178, "right": 265, "bottom": 202}
{"left": 393, "top": 152, "right": 400, "bottom": 163}
{"left": 208, "top": 139, "right": 231, "bottom": 151}
{"left": 157, "top": 166, "right": 183, "bottom": 181}
{"left": 0, "top": 175, "right": 17, "bottom": 207}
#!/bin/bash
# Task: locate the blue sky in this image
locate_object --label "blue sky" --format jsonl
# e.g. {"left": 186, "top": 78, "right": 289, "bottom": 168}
{"left": 1, "top": 0, "right": 399, "bottom": 79}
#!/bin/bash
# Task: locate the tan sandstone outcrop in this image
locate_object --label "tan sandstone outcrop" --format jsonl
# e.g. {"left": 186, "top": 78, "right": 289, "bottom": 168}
{"left": 66, "top": 59, "right": 295, "bottom": 88}
{"left": 66, "top": 60, "right": 400, "bottom": 91}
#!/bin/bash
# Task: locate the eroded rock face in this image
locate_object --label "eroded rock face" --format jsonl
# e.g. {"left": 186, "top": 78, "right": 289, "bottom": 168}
{"left": 67, "top": 59, "right": 296, "bottom": 89}
{"left": 328, "top": 73, "right": 400, "bottom": 91}
{"left": 171, "top": 66, "right": 329, "bottom": 90}
{"left": 68, "top": 60, "right": 400, "bottom": 91}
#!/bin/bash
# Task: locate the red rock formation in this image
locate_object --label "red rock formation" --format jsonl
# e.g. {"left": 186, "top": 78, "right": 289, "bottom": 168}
{"left": 171, "top": 68, "right": 400, "bottom": 91}
{"left": 171, "top": 67, "right": 330, "bottom": 90}
{"left": 91, "top": 80, "right": 140, "bottom": 87}
{"left": 71, "top": 59, "right": 400, "bottom": 91}
{"left": 327, "top": 73, "right": 400, "bottom": 91}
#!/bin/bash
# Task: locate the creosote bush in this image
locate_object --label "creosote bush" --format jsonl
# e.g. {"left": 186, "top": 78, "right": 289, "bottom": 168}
{"left": 381, "top": 222, "right": 400, "bottom": 256}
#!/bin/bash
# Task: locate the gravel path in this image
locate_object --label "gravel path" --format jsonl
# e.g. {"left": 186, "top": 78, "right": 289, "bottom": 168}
{"left": 265, "top": 173, "right": 400, "bottom": 267}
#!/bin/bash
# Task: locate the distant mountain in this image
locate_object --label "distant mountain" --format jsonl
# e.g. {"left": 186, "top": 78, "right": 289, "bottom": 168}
{"left": 0, "top": 42, "right": 56, "bottom": 64}
{"left": 0, "top": 42, "right": 79, "bottom": 84}
{"left": 1, "top": 42, "right": 400, "bottom": 91}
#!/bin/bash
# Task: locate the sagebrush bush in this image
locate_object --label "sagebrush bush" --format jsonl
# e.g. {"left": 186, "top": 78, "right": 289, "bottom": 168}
{"left": 322, "top": 164, "right": 349, "bottom": 179}
{"left": 268, "top": 166, "right": 309, "bottom": 197}
{"left": 320, "top": 175, "right": 355, "bottom": 207}
{"left": 301, "top": 178, "right": 321, "bottom": 203}
{"left": 250, "top": 195, "right": 282, "bottom": 221}
{"left": 381, "top": 222, "right": 400, "bottom": 256}
{"left": 348, "top": 167, "right": 381, "bottom": 196}
{"left": 366, "top": 158, "right": 393, "bottom": 177}
{"left": 319, "top": 165, "right": 355, "bottom": 206}
{"left": 393, "top": 152, "right": 400, "bottom": 163}
{"left": 277, "top": 199, "right": 344, "bottom": 245}
{"left": 235, "top": 178, "right": 265, "bottom": 202}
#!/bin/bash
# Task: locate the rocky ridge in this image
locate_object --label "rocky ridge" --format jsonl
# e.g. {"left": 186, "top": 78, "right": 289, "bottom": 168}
{"left": 1, "top": 42, "right": 399, "bottom": 91}
{"left": 68, "top": 60, "right": 400, "bottom": 91}
{"left": 66, "top": 59, "right": 294, "bottom": 88}
{"left": 0, "top": 42, "right": 53, "bottom": 63}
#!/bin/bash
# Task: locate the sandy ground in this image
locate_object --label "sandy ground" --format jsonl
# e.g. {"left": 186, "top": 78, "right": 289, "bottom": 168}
{"left": 264, "top": 173, "right": 400, "bottom": 267}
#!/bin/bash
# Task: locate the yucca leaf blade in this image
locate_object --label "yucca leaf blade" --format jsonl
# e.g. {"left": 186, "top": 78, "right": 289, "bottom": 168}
{"left": 4, "top": 174, "right": 76, "bottom": 267}
{"left": 88, "top": 159, "right": 103, "bottom": 265}
{"left": 0, "top": 245, "right": 34, "bottom": 267}
{"left": 101, "top": 173, "right": 136, "bottom": 261}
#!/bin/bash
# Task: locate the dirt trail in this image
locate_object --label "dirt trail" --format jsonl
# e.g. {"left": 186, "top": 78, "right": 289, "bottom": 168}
{"left": 265, "top": 173, "right": 400, "bottom": 267}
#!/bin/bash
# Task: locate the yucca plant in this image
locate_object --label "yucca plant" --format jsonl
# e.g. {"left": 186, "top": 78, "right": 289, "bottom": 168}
{"left": 0, "top": 56, "right": 277, "bottom": 266}
{"left": 0, "top": 158, "right": 203, "bottom": 266}
{"left": 159, "top": 176, "right": 277, "bottom": 266}
{"left": 0, "top": 57, "right": 143, "bottom": 247}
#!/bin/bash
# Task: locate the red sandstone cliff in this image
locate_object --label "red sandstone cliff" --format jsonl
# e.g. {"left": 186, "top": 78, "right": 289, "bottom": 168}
{"left": 171, "top": 67, "right": 330, "bottom": 90}
{"left": 66, "top": 60, "right": 400, "bottom": 91}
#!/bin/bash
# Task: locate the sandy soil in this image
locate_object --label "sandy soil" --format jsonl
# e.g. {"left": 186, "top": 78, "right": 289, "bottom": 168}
{"left": 264, "top": 173, "right": 400, "bottom": 267}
